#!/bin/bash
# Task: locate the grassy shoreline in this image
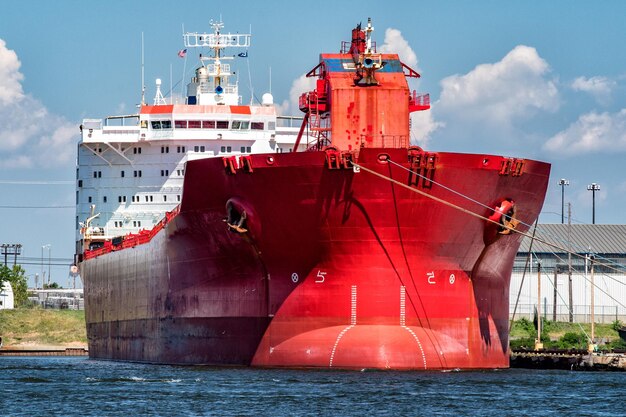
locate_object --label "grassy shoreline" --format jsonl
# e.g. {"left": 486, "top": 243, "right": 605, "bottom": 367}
{"left": 0, "top": 308, "right": 87, "bottom": 348}
{"left": 1, "top": 308, "right": 623, "bottom": 351}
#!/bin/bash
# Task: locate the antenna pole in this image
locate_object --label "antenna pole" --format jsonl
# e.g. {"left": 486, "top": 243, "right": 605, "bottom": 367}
{"left": 141, "top": 32, "right": 145, "bottom": 106}
{"left": 589, "top": 255, "right": 595, "bottom": 352}
{"left": 567, "top": 203, "right": 573, "bottom": 323}
{"left": 535, "top": 258, "right": 543, "bottom": 350}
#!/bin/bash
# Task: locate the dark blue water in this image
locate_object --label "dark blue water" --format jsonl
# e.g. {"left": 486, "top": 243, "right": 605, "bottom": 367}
{"left": 0, "top": 357, "right": 622, "bottom": 416}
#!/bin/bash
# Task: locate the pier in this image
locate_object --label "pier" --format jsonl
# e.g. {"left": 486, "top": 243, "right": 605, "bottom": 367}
{"left": 0, "top": 347, "right": 88, "bottom": 357}
{"left": 511, "top": 349, "right": 626, "bottom": 371}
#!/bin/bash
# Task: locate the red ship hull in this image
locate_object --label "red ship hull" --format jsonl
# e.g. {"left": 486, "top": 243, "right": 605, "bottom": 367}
{"left": 82, "top": 148, "right": 550, "bottom": 369}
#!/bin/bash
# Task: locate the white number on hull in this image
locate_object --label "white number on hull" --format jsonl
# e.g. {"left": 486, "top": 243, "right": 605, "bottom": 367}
{"left": 427, "top": 271, "right": 436, "bottom": 284}
{"left": 315, "top": 270, "right": 327, "bottom": 284}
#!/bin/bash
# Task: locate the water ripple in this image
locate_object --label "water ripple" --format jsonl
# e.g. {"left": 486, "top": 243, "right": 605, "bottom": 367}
{"left": 0, "top": 357, "right": 623, "bottom": 416}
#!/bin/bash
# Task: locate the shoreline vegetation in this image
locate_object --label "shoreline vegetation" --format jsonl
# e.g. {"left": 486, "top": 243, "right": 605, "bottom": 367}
{"left": 0, "top": 308, "right": 87, "bottom": 349}
{"left": 0, "top": 308, "right": 624, "bottom": 351}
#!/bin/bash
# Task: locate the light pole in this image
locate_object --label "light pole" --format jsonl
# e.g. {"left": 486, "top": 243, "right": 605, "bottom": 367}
{"left": 587, "top": 183, "right": 600, "bottom": 224}
{"left": 41, "top": 244, "right": 51, "bottom": 287}
{"left": 558, "top": 179, "right": 569, "bottom": 224}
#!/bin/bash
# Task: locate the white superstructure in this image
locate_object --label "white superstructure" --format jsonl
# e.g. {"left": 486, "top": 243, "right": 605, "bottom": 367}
{"left": 75, "top": 21, "right": 307, "bottom": 252}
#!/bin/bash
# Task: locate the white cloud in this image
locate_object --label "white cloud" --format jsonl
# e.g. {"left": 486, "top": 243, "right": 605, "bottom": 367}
{"left": 277, "top": 73, "right": 316, "bottom": 116}
{"left": 0, "top": 39, "right": 76, "bottom": 168}
{"left": 0, "top": 39, "right": 24, "bottom": 105}
{"left": 571, "top": 76, "right": 615, "bottom": 105}
{"left": 410, "top": 111, "right": 443, "bottom": 148}
{"left": 543, "top": 109, "right": 626, "bottom": 155}
{"left": 437, "top": 45, "right": 559, "bottom": 131}
{"left": 379, "top": 28, "right": 418, "bottom": 70}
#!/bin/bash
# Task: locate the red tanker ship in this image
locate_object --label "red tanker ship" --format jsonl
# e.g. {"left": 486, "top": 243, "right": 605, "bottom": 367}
{"left": 78, "top": 19, "right": 550, "bottom": 369}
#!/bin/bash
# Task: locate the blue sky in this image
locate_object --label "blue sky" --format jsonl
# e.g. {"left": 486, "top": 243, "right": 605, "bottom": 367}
{"left": 1, "top": 0, "right": 625, "bottom": 286}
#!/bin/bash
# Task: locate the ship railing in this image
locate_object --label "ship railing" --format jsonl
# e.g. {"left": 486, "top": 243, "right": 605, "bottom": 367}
{"left": 83, "top": 206, "right": 180, "bottom": 260}
{"left": 276, "top": 115, "right": 305, "bottom": 128}
{"left": 197, "top": 83, "right": 237, "bottom": 95}
{"left": 104, "top": 114, "right": 140, "bottom": 127}
{"left": 409, "top": 91, "right": 430, "bottom": 106}
{"left": 207, "top": 63, "right": 231, "bottom": 75}
{"left": 82, "top": 119, "right": 102, "bottom": 129}
{"left": 408, "top": 92, "right": 431, "bottom": 111}
{"left": 340, "top": 40, "right": 377, "bottom": 54}
{"left": 357, "top": 134, "right": 409, "bottom": 149}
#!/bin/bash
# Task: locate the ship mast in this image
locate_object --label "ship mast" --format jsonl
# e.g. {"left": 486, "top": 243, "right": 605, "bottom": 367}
{"left": 183, "top": 20, "right": 251, "bottom": 106}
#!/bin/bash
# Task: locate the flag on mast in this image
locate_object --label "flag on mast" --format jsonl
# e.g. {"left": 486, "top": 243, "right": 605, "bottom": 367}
{"left": 177, "top": 49, "right": 187, "bottom": 58}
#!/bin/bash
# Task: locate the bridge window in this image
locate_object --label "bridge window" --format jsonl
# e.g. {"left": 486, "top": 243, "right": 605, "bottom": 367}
{"left": 251, "top": 122, "right": 264, "bottom": 130}
{"left": 216, "top": 120, "right": 229, "bottom": 129}
{"left": 175, "top": 120, "right": 187, "bottom": 129}
{"left": 232, "top": 120, "right": 249, "bottom": 130}
{"left": 151, "top": 120, "right": 172, "bottom": 129}
{"left": 188, "top": 120, "right": 201, "bottom": 129}
{"left": 202, "top": 120, "right": 216, "bottom": 129}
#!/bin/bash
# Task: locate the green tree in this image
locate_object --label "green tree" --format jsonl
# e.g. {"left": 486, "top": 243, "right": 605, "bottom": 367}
{"left": 0, "top": 264, "right": 28, "bottom": 307}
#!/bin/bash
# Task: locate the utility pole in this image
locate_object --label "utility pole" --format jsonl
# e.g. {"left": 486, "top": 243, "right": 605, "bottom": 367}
{"left": 589, "top": 254, "right": 596, "bottom": 352}
{"left": 553, "top": 267, "right": 558, "bottom": 321}
{"left": 535, "top": 259, "right": 543, "bottom": 350}
{"left": 41, "top": 244, "right": 51, "bottom": 287}
{"left": 567, "top": 203, "right": 573, "bottom": 323}
{"left": 587, "top": 183, "right": 600, "bottom": 224}
{"left": 1, "top": 244, "right": 22, "bottom": 267}
{"left": 558, "top": 179, "right": 569, "bottom": 224}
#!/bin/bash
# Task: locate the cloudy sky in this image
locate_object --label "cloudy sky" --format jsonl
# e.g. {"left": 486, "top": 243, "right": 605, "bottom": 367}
{"left": 1, "top": 0, "right": 625, "bottom": 286}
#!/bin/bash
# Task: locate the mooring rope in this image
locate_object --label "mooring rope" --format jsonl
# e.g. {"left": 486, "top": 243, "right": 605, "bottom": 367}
{"left": 351, "top": 160, "right": 625, "bottom": 275}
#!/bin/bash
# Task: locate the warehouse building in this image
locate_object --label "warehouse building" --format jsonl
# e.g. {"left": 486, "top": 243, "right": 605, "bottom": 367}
{"left": 511, "top": 224, "right": 626, "bottom": 323}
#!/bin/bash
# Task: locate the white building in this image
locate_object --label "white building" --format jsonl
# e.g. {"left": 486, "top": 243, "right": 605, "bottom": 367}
{"left": 511, "top": 224, "right": 626, "bottom": 323}
{"left": 0, "top": 281, "right": 14, "bottom": 310}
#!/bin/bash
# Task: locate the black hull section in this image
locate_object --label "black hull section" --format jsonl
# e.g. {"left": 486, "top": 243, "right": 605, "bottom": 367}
{"left": 87, "top": 317, "right": 272, "bottom": 365}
